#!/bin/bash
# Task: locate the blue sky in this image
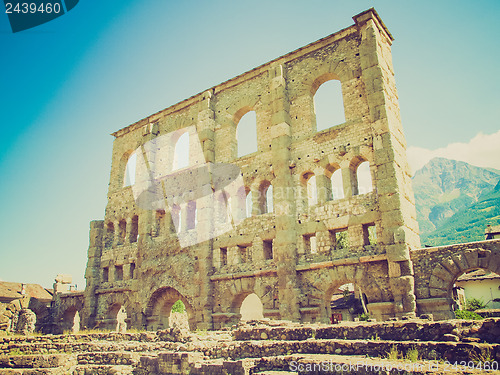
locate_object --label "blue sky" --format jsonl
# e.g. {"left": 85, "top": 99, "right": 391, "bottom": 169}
{"left": 0, "top": 0, "right": 499, "bottom": 289}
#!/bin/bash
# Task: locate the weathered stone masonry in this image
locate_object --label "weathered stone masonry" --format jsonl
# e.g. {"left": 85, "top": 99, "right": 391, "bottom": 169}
{"left": 73, "top": 9, "right": 426, "bottom": 330}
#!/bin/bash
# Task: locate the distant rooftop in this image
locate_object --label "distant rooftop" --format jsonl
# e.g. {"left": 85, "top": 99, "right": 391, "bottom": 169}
{"left": 456, "top": 269, "right": 500, "bottom": 282}
{"left": 0, "top": 281, "right": 53, "bottom": 303}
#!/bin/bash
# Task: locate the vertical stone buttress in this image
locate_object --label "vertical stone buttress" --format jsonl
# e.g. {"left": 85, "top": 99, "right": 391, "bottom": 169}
{"left": 196, "top": 90, "right": 216, "bottom": 329}
{"left": 355, "top": 10, "right": 420, "bottom": 317}
{"left": 269, "top": 63, "right": 301, "bottom": 321}
{"left": 83, "top": 220, "right": 104, "bottom": 328}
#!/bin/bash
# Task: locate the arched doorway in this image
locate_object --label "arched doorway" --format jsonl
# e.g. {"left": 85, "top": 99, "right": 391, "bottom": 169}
{"left": 145, "top": 287, "right": 194, "bottom": 330}
{"left": 326, "top": 283, "right": 368, "bottom": 323}
{"left": 240, "top": 293, "right": 264, "bottom": 321}
{"left": 62, "top": 306, "right": 80, "bottom": 333}
{"left": 108, "top": 304, "right": 127, "bottom": 332}
{"left": 452, "top": 268, "right": 500, "bottom": 318}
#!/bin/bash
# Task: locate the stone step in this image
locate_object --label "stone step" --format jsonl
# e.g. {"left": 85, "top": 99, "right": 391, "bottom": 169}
{"left": 77, "top": 352, "right": 139, "bottom": 366}
{"left": 204, "top": 338, "right": 500, "bottom": 363}
{"left": 0, "top": 341, "right": 179, "bottom": 356}
{"left": 72, "top": 364, "right": 134, "bottom": 375}
{"left": 233, "top": 318, "right": 500, "bottom": 344}
{"left": 0, "top": 369, "right": 65, "bottom": 374}
{"left": 0, "top": 354, "right": 74, "bottom": 369}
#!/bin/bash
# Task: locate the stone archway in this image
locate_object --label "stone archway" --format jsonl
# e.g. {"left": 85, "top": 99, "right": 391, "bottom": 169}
{"left": 305, "top": 264, "right": 387, "bottom": 323}
{"left": 145, "top": 287, "right": 194, "bottom": 331}
{"left": 107, "top": 304, "right": 127, "bottom": 332}
{"left": 423, "top": 247, "right": 500, "bottom": 320}
{"left": 62, "top": 306, "right": 80, "bottom": 333}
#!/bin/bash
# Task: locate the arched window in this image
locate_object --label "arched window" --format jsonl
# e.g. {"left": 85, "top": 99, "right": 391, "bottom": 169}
{"left": 356, "top": 161, "right": 373, "bottom": 195}
{"left": 173, "top": 132, "right": 190, "bottom": 170}
{"left": 105, "top": 222, "right": 114, "bottom": 248}
{"left": 118, "top": 220, "right": 126, "bottom": 245}
{"left": 314, "top": 79, "right": 345, "bottom": 132}
{"left": 130, "top": 215, "right": 139, "bottom": 243}
{"left": 217, "top": 191, "right": 230, "bottom": 224}
{"left": 330, "top": 169, "right": 344, "bottom": 200}
{"left": 236, "top": 110, "right": 258, "bottom": 157}
{"left": 124, "top": 153, "right": 137, "bottom": 187}
{"left": 235, "top": 186, "right": 248, "bottom": 220}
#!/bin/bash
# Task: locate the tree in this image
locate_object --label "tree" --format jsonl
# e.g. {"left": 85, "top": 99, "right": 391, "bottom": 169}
{"left": 465, "top": 298, "right": 486, "bottom": 311}
{"left": 171, "top": 300, "right": 185, "bottom": 313}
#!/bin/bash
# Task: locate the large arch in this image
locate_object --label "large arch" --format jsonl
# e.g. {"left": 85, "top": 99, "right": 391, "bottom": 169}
{"left": 107, "top": 303, "right": 127, "bottom": 332}
{"left": 302, "top": 264, "right": 386, "bottom": 323}
{"left": 61, "top": 306, "right": 81, "bottom": 333}
{"left": 145, "top": 287, "right": 195, "bottom": 331}
{"left": 422, "top": 247, "right": 500, "bottom": 319}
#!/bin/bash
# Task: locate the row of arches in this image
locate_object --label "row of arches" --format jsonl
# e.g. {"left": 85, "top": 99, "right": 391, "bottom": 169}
{"left": 121, "top": 78, "right": 345, "bottom": 189}
{"left": 301, "top": 159, "right": 373, "bottom": 207}
{"left": 104, "top": 216, "right": 139, "bottom": 248}
{"left": 113, "top": 157, "right": 372, "bottom": 245}
{"left": 104, "top": 215, "right": 139, "bottom": 248}
{"left": 235, "top": 79, "right": 345, "bottom": 157}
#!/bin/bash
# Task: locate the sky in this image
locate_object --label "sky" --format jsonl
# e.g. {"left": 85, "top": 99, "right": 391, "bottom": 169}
{"left": 0, "top": 0, "right": 499, "bottom": 289}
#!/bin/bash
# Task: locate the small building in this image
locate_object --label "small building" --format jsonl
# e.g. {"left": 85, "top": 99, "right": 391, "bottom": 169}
{"left": 0, "top": 281, "right": 53, "bottom": 333}
{"left": 454, "top": 269, "right": 500, "bottom": 310}
{"left": 485, "top": 225, "right": 500, "bottom": 240}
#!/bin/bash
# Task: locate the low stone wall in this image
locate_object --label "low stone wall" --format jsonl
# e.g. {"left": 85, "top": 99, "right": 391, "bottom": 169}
{"left": 233, "top": 318, "right": 500, "bottom": 344}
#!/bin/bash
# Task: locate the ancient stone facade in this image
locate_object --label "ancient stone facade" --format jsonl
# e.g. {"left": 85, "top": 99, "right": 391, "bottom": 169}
{"left": 75, "top": 8, "right": 422, "bottom": 331}
{"left": 48, "top": 8, "right": 441, "bottom": 334}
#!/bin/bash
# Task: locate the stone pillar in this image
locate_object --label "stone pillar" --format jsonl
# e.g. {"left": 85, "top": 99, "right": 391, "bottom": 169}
{"left": 125, "top": 217, "right": 132, "bottom": 243}
{"left": 268, "top": 62, "right": 301, "bottom": 322}
{"left": 195, "top": 90, "right": 217, "bottom": 330}
{"left": 315, "top": 173, "right": 331, "bottom": 205}
{"left": 341, "top": 166, "right": 354, "bottom": 198}
{"left": 250, "top": 188, "right": 261, "bottom": 216}
{"left": 83, "top": 220, "right": 104, "bottom": 329}
{"left": 355, "top": 9, "right": 420, "bottom": 317}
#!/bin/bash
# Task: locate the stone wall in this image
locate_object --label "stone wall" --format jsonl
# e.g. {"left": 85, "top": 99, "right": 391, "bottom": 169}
{"left": 76, "top": 8, "right": 424, "bottom": 332}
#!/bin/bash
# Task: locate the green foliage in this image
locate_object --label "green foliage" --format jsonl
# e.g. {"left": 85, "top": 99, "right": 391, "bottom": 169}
{"left": 171, "top": 300, "right": 186, "bottom": 313}
{"left": 336, "top": 231, "right": 349, "bottom": 249}
{"left": 195, "top": 328, "right": 208, "bottom": 336}
{"left": 454, "top": 310, "right": 484, "bottom": 320}
{"left": 368, "top": 225, "right": 377, "bottom": 245}
{"left": 9, "top": 348, "right": 30, "bottom": 356}
{"left": 469, "top": 347, "right": 493, "bottom": 365}
{"left": 386, "top": 345, "right": 401, "bottom": 360}
{"left": 405, "top": 347, "right": 420, "bottom": 362}
{"left": 465, "top": 298, "right": 486, "bottom": 311}
{"left": 358, "top": 313, "right": 369, "bottom": 321}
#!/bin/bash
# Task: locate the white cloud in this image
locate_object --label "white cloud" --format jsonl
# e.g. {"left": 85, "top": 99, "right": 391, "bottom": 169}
{"left": 407, "top": 130, "right": 500, "bottom": 175}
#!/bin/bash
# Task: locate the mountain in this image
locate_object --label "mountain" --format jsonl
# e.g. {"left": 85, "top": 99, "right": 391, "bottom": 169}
{"left": 412, "top": 157, "right": 500, "bottom": 246}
